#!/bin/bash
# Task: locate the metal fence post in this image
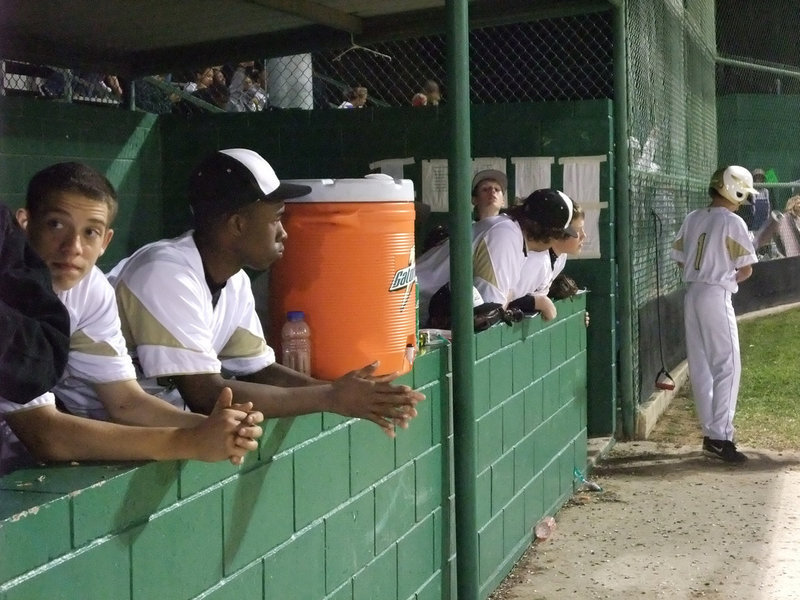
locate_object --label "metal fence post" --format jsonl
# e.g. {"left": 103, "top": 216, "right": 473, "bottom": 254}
{"left": 446, "top": 0, "right": 479, "bottom": 598}
{"left": 611, "top": 0, "right": 634, "bottom": 438}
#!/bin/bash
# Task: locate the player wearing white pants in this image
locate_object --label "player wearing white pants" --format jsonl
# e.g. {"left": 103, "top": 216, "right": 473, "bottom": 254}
{"left": 683, "top": 282, "right": 741, "bottom": 441}
{"left": 671, "top": 165, "right": 758, "bottom": 463}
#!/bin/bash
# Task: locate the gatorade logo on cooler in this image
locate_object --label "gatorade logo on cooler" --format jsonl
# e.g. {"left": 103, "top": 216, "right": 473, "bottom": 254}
{"left": 388, "top": 248, "right": 416, "bottom": 311}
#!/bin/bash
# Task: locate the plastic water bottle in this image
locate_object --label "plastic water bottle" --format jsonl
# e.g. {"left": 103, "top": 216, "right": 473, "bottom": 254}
{"left": 281, "top": 311, "right": 311, "bottom": 376}
{"left": 534, "top": 516, "right": 556, "bottom": 541}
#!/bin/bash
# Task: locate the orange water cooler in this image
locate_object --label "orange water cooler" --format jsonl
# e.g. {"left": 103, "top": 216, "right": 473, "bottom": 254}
{"left": 269, "top": 174, "right": 417, "bottom": 380}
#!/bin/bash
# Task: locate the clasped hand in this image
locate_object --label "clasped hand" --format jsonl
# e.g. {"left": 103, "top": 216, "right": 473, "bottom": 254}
{"left": 330, "top": 362, "right": 425, "bottom": 437}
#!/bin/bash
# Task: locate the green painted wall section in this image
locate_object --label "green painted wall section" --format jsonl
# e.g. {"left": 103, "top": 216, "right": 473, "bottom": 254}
{"left": 1, "top": 301, "right": 586, "bottom": 600}
{"left": 717, "top": 93, "right": 800, "bottom": 210}
{"left": 0, "top": 97, "right": 164, "bottom": 271}
{"left": 0, "top": 354, "right": 450, "bottom": 600}
{"left": 472, "top": 296, "right": 588, "bottom": 598}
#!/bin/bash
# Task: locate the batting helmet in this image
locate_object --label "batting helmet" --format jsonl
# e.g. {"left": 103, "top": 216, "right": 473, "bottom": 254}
{"left": 709, "top": 165, "right": 759, "bottom": 205}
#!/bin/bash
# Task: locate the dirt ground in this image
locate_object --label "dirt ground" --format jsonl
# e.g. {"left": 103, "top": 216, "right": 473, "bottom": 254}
{"left": 489, "top": 395, "right": 800, "bottom": 600}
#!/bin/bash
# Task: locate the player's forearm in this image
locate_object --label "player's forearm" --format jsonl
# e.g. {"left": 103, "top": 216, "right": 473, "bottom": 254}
{"left": 111, "top": 398, "right": 203, "bottom": 428}
{"left": 6, "top": 408, "right": 203, "bottom": 463}
{"left": 96, "top": 379, "right": 204, "bottom": 428}
{"left": 210, "top": 379, "right": 334, "bottom": 418}
{"left": 241, "top": 362, "right": 324, "bottom": 387}
{"left": 177, "top": 374, "right": 333, "bottom": 418}
{"left": 534, "top": 295, "right": 557, "bottom": 319}
{"left": 735, "top": 264, "right": 753, "bottom": 283}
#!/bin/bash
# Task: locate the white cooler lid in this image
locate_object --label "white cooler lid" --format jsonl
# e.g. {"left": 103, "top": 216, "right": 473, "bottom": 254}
{"left": 283, "top": 173, "right": 414, "bottom": 203}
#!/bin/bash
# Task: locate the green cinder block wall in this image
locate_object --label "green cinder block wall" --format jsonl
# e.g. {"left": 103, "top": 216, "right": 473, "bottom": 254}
{"left": 472, "top": 296, "right": 588, "bottom": 598}
{"left": 0, "top": 347, "right": 453, "bottom": 600}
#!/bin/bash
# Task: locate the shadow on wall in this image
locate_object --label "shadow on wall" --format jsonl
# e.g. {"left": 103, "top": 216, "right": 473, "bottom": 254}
{"left": 733, "top": 255, "right": 800, "bottom": 314}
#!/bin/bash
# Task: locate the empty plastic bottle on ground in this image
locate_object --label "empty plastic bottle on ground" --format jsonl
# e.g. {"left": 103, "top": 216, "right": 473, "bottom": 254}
{"left": 281, "top": 311, "right": 311, "bottom": 376}
{"left": 534, "top": 516, "right": 557, "bottom": 541}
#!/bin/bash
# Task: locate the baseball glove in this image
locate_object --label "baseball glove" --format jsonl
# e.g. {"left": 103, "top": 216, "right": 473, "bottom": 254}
{"left": 547, "top": 274, "right": 580, "bottom": 300}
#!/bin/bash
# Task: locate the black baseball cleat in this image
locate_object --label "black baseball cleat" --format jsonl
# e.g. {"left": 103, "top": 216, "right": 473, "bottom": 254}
{"left": 703, "top": 438, "right": 748, "bottom": 463}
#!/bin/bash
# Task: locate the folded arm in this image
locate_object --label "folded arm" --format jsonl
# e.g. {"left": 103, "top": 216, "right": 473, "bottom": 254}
{"left": 5, "top": 388, "right": 262, "bottom": 466}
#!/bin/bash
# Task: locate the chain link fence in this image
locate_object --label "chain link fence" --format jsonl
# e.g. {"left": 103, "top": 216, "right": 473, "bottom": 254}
{"left": 3, "top": 15, "right": 613, "bottom": 111}
{"left": 1, "top": 61, "right": 124, "bottom": 106}
{"left": 626, "top": 1, "right": 718, "bottom": 403}
{"left": 311, "top": 14, "right": 612, "bottom": 108}
{"left": 716, "top": 0, "right": 800, "bottom": 96}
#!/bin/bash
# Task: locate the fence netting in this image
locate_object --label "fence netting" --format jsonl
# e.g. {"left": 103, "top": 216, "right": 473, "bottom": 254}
{"left": 625, "top": 1, "right": 717, "bottom": 403}
{"left": 2, "top": 15, "right": 613, "bottom": 111}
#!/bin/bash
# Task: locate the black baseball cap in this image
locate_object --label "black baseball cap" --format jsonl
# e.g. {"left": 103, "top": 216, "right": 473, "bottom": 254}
{"left": 189, "top": 148, "right": 311, "bottom": 220}
{"left": 521, "top": 189, "right": 578, "bottom": 237}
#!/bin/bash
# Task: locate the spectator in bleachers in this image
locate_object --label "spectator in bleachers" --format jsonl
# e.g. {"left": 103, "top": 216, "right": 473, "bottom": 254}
{"left": 212, "top": 67, "right": 226, "bottom": 88}
{"left": 183, "top": 67, "right": 214, "bottom": 94}
{"left": 423, "top": 80, "right": 441, "bottom": 105}
{"left": 775, "top": 195, "right": 800, "bottom": 257}
{"left": 228, "top": 61, "right": 268, "bottom": 112}
{"left": 338, "top": 86, "right": 368, "bottom": 108}
{"left": 411, "top": 92, "right": 428, "bottom": 107}
{"left": 39, "top": 70, "right": 122, "bottom": 102}
{"left": 174, "top": 67, "right": 230, "bottom": 115}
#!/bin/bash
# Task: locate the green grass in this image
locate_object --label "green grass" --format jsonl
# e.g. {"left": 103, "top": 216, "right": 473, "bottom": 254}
{"left": 736, "top": 307, "right": 800, "bottom": 450}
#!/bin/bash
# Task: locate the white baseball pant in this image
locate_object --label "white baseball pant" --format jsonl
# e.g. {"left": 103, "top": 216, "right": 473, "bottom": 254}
{"left": 684, "top": 282, "right": 741, "bottom": 441}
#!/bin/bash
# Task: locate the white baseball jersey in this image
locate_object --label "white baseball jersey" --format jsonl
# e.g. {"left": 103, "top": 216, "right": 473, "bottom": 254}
{"left": 551, "top": 253, "right": 568, "bottom": 284}
{"left": 111, "top": 231, "right": 275, "bottom": 405}
{"left": 416, "top": 215, "right": 528, "bottom": 323}
{"left": 0, "top": 391, "right": 56, "bottom": 475}
{"left": 670, "top": 207, "right": 757, "bottom": 293}
{"left": 513, "top": 249, "right": 565, "bottom": 298}
{"left": 54, "top": 267, "right": 138, "bottom": 420}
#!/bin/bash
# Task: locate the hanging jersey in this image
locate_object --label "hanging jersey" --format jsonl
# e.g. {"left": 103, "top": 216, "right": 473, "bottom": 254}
{"left": 670, "top": 206, "right": 757, "bottom": 293}
{"left": 111, "top": 232, "right": 275, "bottom": 404}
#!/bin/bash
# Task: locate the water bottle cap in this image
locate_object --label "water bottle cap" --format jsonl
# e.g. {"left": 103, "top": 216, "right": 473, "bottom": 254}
{"left": 287, "top": 310, "right": 305, "bottom": 321}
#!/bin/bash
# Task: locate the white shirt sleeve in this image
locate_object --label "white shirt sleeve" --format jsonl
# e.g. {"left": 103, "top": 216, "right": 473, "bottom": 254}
{"left": 117, "top": 257, "right": 224, "bottom": 378}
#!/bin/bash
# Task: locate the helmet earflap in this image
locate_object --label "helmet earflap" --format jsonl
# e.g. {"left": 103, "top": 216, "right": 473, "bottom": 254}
{"left": 709, "top": 165, "right": 759, "bottom": 205}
